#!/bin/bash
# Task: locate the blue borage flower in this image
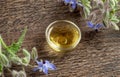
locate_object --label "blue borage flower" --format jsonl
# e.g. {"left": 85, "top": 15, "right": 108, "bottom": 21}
{"left": 64, "top": 0, "right": 83, "bottom": 10}
{"left": 87, "top": 21, "right": 103, "bottom": 30}
{"left": 33, "top": 60, "right": 56, "bottom": 74}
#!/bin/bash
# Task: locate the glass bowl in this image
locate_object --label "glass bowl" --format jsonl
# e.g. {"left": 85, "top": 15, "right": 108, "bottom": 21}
{"left": 45, "top": 20, "right": 81, "bottom": 52}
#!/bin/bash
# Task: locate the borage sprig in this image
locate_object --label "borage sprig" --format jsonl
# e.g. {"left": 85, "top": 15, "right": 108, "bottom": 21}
{"left": 0, "top": 27, "right": 56, "bottom": 77}
{"left": 63, "top": 0, "right": 120, "bottom": 30}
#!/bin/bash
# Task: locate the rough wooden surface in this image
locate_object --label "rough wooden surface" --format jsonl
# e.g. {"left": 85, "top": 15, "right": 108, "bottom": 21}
{"left": 0, "top": 0, "right": 120, "bottom": 77}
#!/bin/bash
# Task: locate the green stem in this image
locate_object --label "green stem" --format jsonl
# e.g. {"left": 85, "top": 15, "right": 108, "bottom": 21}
{"left": 0, "top": 36, "right": 7, "bottom": 49}
{"left": 0, "top": 41, "right": 1, "bottom": 53}
{"left": 2, "top": 71, "right": 4, "bottom": 77}
{"left": 28, "top": 64, "right": 35, "bottom": 68}
{"left": 22, "top": 66, "right": 25, "bottom": 72}
{"left": 7, "top": 68, "right": 12, "bottom": 73}
{"left": 115, "top": 9, "right": 120, "bottom": 12}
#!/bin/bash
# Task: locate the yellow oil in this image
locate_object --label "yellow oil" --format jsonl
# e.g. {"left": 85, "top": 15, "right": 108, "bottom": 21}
{"left": 48, "top": 21, "right": 80, "bottom": 51}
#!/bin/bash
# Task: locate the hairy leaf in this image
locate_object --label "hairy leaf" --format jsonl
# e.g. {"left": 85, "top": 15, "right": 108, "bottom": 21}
{"left": 31, "top": 47, "right": 38, "bottom": 61}
{"left": 18, "top": 70, "right": 27, "bottom": 77}
{"left": 111, "top": 21, "right": 119, "bottom": 30}
{"left": 80, "top": 0, "right": 91, "bottom": 18}
{"left": 10, "top": 56, "right": 22, "bottom": 65}
{"left": 0, "top": 53, "right": 10, "bottom": 67}
{"left": 22, "top": 49, "right": 30, "bottom": 66}
{"left": 8, "top": 27, "right": 27, "bottom": 54}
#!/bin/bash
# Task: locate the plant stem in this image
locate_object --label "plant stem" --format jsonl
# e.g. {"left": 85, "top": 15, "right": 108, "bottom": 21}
{"left": 0, "top": 41, "right": 1, "bottom": 54}
{"left": 28, "top": 64, "right": 35, "bottom": 68}
{"left": 0, "top": 36, "right": 7, "bottom": 49}
{"left": 2, "top": 71, "right": 4, "bottom": 77}
{"left": 7, "top": 68, "right": 12, "bottom": 73}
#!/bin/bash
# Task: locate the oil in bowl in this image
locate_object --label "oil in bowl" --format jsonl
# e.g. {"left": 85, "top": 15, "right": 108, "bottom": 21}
{"left": 46, "top": 20, "right": 81, "bottom": 52}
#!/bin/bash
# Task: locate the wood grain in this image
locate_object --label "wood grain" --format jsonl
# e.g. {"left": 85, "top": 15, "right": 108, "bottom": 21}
{"left": 0, "top": 0, "right": 120, "bottom": 77}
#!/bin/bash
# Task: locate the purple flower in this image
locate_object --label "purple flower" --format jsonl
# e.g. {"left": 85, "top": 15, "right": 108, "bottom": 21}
{"left": 64, "top": 0, "right": 71, "bottom": 4}
{"left": 87, "top": 21, "right": 103, "bottom": 30}
{"left": 64, "top": 0, "right": 77, "bottom": 9}
{"left": 87, "top": 21, "right": 94, "bottom": 28}
{"left": 33, "top": 60, "right": 56, "bottom": 74}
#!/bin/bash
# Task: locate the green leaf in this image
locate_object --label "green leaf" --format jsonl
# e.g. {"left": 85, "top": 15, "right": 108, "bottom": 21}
{"left": 17, "top": 27, "right": 27, "bottom": 46}
{"left": 10, "top": 56, "right": 22, "bottom": 65}
{"left": 111, "top": 18, "right": 119, "bottom": 23}
{"left": 86, "top": 3, "right": 92, "bottom": 9}
{"left": 0, "top": 36, "right": 15, "bottom": 56}
{"left": 111, "top": 21, "right": 119, "bottom": 30}
{"left": 0, "top": 64, "right": 3, "bottom": 76}
{"left": 102, "top": 0, "right": 106, "bottom": 2}
{"left": 114, "top": 0, "right": 118, "bottom": 5}
{"left": 22, "top": 49, "right": 30, "bottom": 66}
{"left": 22, "top": 49, "right": 30, "bottom": 58}
{"left": 18, "top": 70, "right": 27, "bottom": 77}
{"left": 110, "top": 14, "right": 120, "bottom": 23}
{"left": 12, "top": 70, "right": 27, "bottom": 77}
{"left": 8, "top": 27, "right": 27, "bottom": 54}
{"left": 0, "top": 36, "right": 8, "bottom": 51}
{"left": 31, "top": 47, "right": 38, "bottom": 61}
{"left": 0, "top": 53, "right": 10, "bottom": 67}
{"left": 83, "top": 7, "right": 91, "bottom": 19}
{"left": 22, "top": 58, "right": 29, "bottom": 66}
{"left": 110, "top": 0, "right": 115, "bottom": 8}
{"left": 80, "top": 0, "right": 91, "bottom": 18}
{"left": 12, "top": 70, "right": 19, "bottom": 77}
{"left": 106, "top": 10, "right": 110, "bottom": 19}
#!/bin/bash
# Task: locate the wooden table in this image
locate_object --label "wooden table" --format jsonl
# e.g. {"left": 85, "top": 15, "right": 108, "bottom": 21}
{"left": 0, "top": 0, "right": 120, "bottom": 77}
